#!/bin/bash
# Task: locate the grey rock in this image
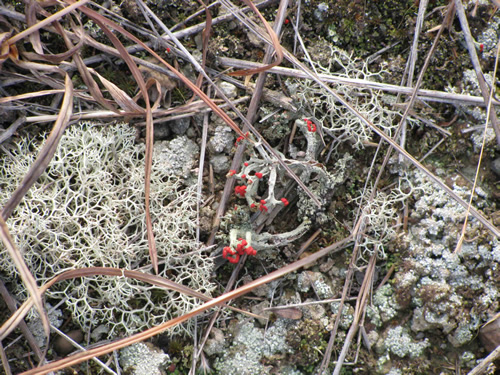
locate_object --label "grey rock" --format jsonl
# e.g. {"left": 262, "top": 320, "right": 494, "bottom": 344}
{"left": 153, "top": 123, "right": 171, "bottom": 140}
{"left": 155, "top": 135, "right": 199, "bottom": 178}
{"left": 217, "top": 81, "right": 238, "bottom": 99}
{"left": 119, "top": 342, "right": 170, "bottom": 375}
{"left": 169, "top": 117, "right": 190, "bottom": 135}
{"left": 210, "top": 154, "right": 231, "bottom": 174}
{"left": 491, "top": 157, "right": 500, "bottom": 176}
{"left": 209, "top": 125, "right": 234, "bottom": 154}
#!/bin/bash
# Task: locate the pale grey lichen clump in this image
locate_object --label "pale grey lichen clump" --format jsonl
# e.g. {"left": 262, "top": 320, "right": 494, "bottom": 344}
{"left": 355, "top": 171, "right": 427, "bottom": 259}
{"left": 367, "top": 284, "right": 400, "bottom": 328}
{"left": 286, "top": 46, "right": 399, "bottom": 149}
{"left": 363, "top": 167, "right": 500, "bottom": 372}
{"left": 213, "top": 319, "right": 293, "bottom": 375}
{"left": 375, "top": 327, "right": 430, "bottom": 373}
{"left": 384, "top": 327, "right": 429, "bottom": 358}
{"left": 385, "top": 169, "right": 499, "bottom": 346}
{"left": 119, "top": 342, "right": 170, "bottom": 375}
{"left": 0, "top": 122, "right": 214, "bottom": 337}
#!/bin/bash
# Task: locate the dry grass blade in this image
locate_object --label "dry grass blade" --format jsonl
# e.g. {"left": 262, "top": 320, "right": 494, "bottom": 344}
{"left": 454, "top": 0, "right": 500, "bottom": 144}
{"left": 25, "top": 1, "right": 45, "bottom": 54}
{"left": 6, "top": 0, "right": 91, "bottom": 46}
{"left": 70, "top": 25, "right": 119, "bottom": 113}
{"left": 21, "top": 37, "right": 83, "bottom": 64}
{"left": 82, "top": 6, "right": 159, "bottom": 273}
{"left": 0, "top": 215, "right": 49, "bottom": 356}
{"left": 0, "top": 31, "right": 17, "bottom": 65}
{"left": 455, "top": 38, "right": 500, "bottom": 252}
{"left": 0, "top": 280, "right": 43, "bottom": 361}
{"left": 0, "top": 89, "right": 66, "bottom": 103}
{"left": 332, "top": 255, "right": 376, "bottom": 375}
{"left": 94, "top": 70, "right": 144, "bottom": 112}
{"left": 0, "top": 342, "right": 11, "bottom": 375}
{"left": 218, "top": 56, "right": 500, "bottom": 107}
{"left": 0, "top": 266, "right": 260, "bottom": 343}
{"left": 81, "top": 2, "right": 246, "bottom": 136}
{"left": 19, "top": 237, "right": 351, "bottom": 375}
{"left": 1, "top": 73, "right": 73, "bottom": 218}
{"left": 467, "top": 344, "right": 500, "bottom": 375}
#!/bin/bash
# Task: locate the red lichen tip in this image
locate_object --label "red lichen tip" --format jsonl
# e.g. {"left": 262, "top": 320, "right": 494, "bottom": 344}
{"left": 259, "top": 200, "right": 268, "bottom": 212}
{"left": 255, "top": 172, "right": 263, "bottom": 179}
{"left": 228, "top": 169, "right": 237, "bottom": 177}
{"left": 244, "top": 162, "right": 249, "bottom": 167}
{"left": 222, "top": 246, "right": 240, "bottom": 263}
{"left": 234, "top": 185, "right": 247, "bottom": 197}
{"left": 281, "top": 198, "right": 289, "bottom": 206}
{"left": 235, "top": 132, "right": 250, "bottom": 146}
{"left": 245, "top": 246, "right": 257, "bottom": 256}
{"left": 307, "top": 122, "right": 317, "bottom": 132}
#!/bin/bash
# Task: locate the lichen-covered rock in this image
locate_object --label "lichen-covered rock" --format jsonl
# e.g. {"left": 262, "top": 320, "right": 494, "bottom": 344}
{"left": 382, "top": 326, "right": 429, "bottom": 358}
{"left": 367, "top": 284, "right": 400, "bottom": 327}
{"left": 155, "top": 135, "right": 199, "bottom": 178}
{"left": 119, "top": 343, "right": 170, "bottom": 375}
{"left": 213, "top": 319, "right": 293, "bottom": 375}
{"left": 210, "top": 154, "right": 231, "bottom": 174}
{"left": 203, "top": 327, "right": 226, "bottom": 357}
{"left": 389, "top": 169, "right": 500, "bottom": 354}
{"left": 209, "top": 125, "right": 234, "bottom": 154}
{"left": 217, "top": 81, "right": 238, "bottom": 99}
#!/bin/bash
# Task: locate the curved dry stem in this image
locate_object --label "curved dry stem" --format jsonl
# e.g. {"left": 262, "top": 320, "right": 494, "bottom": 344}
{"left": 19, "top": 238, "right": 351, "bottom": 375}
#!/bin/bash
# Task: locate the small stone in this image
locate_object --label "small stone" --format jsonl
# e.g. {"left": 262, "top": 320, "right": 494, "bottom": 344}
{"left": 204, "top": 327, "right": 226, "bottom": 356}
{"left": 210, "top": 154, "right": 231, "bottom": 174}
{"left": 120, "top": 342, "right": 170, "bottom": 375}
{"left": 491, "top": 157, "right": 500, "bottom": 176}
{"left": 217, "top": 82, "right": 238, "bottom": 99}
{"left": 169, "top": 117, "right": 190, "bottom": 135}
{"left": 153, "top": 123, "right": 171, "bottom": 140}
{"left": 53, "top": 330, "right": 84, "bottom": 356}
{"left": 209, "top": 125, "right": 234, "bottom": 154}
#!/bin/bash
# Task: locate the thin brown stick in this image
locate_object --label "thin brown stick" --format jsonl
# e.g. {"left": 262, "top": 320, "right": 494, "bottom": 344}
{"left": 6, "top": 0, "right": 91, "bottom": 45}
{"left": 196, "top": 3, "right": 290, "bottom": 370}
{"left": 332, "top": 255, "right": 376, "bottom": 375}
{"left": 454, "top": 0, "right": 500, "bottom": 144}
{"left": 455, "top": 38, "right": 500, "bottom": 252}
{"left": 217, "top": 57, "right": 500, "bottom": 107}
{"left": 0, "top": 342, "right": 12, "bottom": 375}
{"left": 0, "top": 280, "right": 43, "bottom": 362}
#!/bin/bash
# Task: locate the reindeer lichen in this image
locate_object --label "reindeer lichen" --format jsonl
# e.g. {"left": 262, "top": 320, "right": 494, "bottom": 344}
{"left": 0, "top": 122, "right": 214, "bottom": 337}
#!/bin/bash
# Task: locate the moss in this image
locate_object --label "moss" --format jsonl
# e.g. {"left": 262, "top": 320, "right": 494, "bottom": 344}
{"left": 293, "top": 0, "right": 417, "bottom": 56}
{"left": 286, "top": 319, "right": 329, "bottom": 371}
